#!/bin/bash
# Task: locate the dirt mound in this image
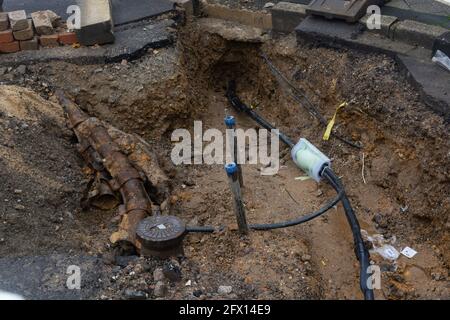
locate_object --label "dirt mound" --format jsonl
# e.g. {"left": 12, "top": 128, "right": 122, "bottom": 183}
{"left": 0, "top": 85, "right": 82, "bottom": 254}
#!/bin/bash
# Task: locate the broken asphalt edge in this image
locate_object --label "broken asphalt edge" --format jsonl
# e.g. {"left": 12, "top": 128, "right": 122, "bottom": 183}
{"left": 0, "top": 19, "right": 175, "bottom": 67}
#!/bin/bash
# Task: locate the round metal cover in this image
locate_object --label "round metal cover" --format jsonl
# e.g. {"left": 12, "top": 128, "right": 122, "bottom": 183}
{"left": 136, "top": 215, "right": 186, "bottom": 250}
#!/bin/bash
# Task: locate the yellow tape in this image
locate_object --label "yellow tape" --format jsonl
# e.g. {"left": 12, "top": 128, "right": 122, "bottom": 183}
{"left": 323, "top": 102, "right": 348, "bottom": 141}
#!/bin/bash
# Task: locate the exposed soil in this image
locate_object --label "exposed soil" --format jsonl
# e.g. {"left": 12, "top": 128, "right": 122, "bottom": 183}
{"left": 0, "top": 17, "right": 448, "bottom": 300}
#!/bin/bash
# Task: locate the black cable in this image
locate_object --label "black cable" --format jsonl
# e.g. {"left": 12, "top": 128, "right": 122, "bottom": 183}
{"left": 260, "top": 52, "right": 327, "bottom": 124}
{"left": 249, "top": 184, "right": 343, "bottom": 230}
{"left": 322, "top": 167, "right": 374, "bottom": 300}
{"left": 226, "top": 80, "right": 295, "bottom": 148}
{"left": 259, "top": 52, "right": 362, "bottom": 149}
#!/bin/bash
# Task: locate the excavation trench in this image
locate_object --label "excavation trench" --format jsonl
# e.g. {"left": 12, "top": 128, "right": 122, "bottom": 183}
{"left": 0, "top": 18, "right": 448, "bottom": 300}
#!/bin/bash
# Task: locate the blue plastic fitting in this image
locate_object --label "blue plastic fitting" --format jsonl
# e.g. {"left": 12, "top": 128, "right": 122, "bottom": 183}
{"left": 225, "top": 162, "right": 238, "bottom": 175}
{"left": 224, "top": 115, "right": 236, "bottom": 128}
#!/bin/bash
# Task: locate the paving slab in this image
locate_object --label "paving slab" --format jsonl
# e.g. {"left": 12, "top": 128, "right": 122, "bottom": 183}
{"left": 306, "top": 0, "right": 384, "bottom": 23}
{"left": 112, "top": 0, "right": 174, "bottom": 25}
{"left": 295, "top": 15, "right": 430, "bottom": 58}
{"left": 76, "top": 0, "right": 114, "bottom": 46}
{"left": 285, "top": 0, "right": 449, "bottom": 27}
{"left": 382, "top": 0, "right": 450, "bottom": 28}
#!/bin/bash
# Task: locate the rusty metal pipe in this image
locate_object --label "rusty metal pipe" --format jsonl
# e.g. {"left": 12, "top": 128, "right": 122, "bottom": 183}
{"left": 56, "top": 91, "right": 153, "bottom": 250}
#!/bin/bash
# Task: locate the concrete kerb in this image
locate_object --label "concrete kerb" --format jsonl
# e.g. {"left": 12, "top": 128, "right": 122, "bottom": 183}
{"left": 201, "top": 1, "right": 272, "bottom": 30}
{"left": 271, "top": 2, "right": 307, "bottom": 33}
{"left": 360, "top": 14, "right": 448, "bottom": 50}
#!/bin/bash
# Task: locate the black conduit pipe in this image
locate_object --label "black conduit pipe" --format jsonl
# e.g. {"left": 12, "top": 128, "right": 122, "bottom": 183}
{"left": 259, "top": 52, "right": 362, "bottom": 149}
{"left": 322, "top": 167, "right": 374, "bottom": 300}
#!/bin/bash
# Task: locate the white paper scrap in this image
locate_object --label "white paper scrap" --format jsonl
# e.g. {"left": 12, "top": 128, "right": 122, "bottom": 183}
{"left": 401, "top": 247, "right": 418, "bottom": 259}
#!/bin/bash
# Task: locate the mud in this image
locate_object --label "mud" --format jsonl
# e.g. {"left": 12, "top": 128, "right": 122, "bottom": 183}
{"left": 0, "top": 18, "right": 448, "bottom": 300}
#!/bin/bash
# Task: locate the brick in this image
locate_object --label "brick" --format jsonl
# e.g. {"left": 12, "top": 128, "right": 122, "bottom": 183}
{"left": 0, "top": 41, "right": 20, "bottom": 53}
{"left": 58, "top": 32, "right": 78, "bottom": 45}
{"left": 20, "top": 36, "right": 39, "bottom": 51}
{"left": 41, "top": 10, "right": 61, "bottom": 26}
{"left": 0, "top": 12, "right": 9, "bottom": 32}
{"left": 13, "top": 19, "right": 34, "bottom": 41}
{"left": 271, "top": 2, "right": 307, "bottom": 33}
{"left": 0, "top": 29, "right": 13, "bottom": 43}
{"left": 8, "top": 10, "right": 28, "bottom": 31}
{"left": 76, "top": 0, "right": 114, "bottom": 46}
{"left": 31, "top": 11, "right": 54, "bottom": 35}
{"left": 40, "top": 34, "right": 59, "bottom": 47}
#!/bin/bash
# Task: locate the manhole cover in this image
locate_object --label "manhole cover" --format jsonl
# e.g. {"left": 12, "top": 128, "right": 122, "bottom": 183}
{"left": 136, "top": 215, "right": 186, "bottom": 258}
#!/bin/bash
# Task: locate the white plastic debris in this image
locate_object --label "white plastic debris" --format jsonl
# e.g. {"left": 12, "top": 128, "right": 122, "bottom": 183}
{"left": 0, "top": 290, "right": 23, "bottom": 300}
{"left": 401, "top": 247, "right": 418, "bottom": 259}
{"left": 432, "top": 50, "right": 450, "bottom": 72}
{"left": 374, "top": 245, "right": 400, "bottom": 261}
{"left": 361, "top": 229, "right": 400, "bottom": 261}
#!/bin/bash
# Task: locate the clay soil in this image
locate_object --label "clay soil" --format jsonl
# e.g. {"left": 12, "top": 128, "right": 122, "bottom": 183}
{"left": 0, "top": 18, "right": 448, "bottom": 300}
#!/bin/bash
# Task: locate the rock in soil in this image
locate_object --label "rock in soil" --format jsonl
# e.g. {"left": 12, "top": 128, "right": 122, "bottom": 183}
{"left": 154, "top": 281, "right": 168, "bottom": 297}
{"left": 217, "top": 286, "right": 233, "bottom": 295}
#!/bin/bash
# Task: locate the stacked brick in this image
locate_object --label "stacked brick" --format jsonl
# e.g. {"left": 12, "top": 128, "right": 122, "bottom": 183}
{"left": 0, "top": 10, "right": 79, "bottom": 54}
